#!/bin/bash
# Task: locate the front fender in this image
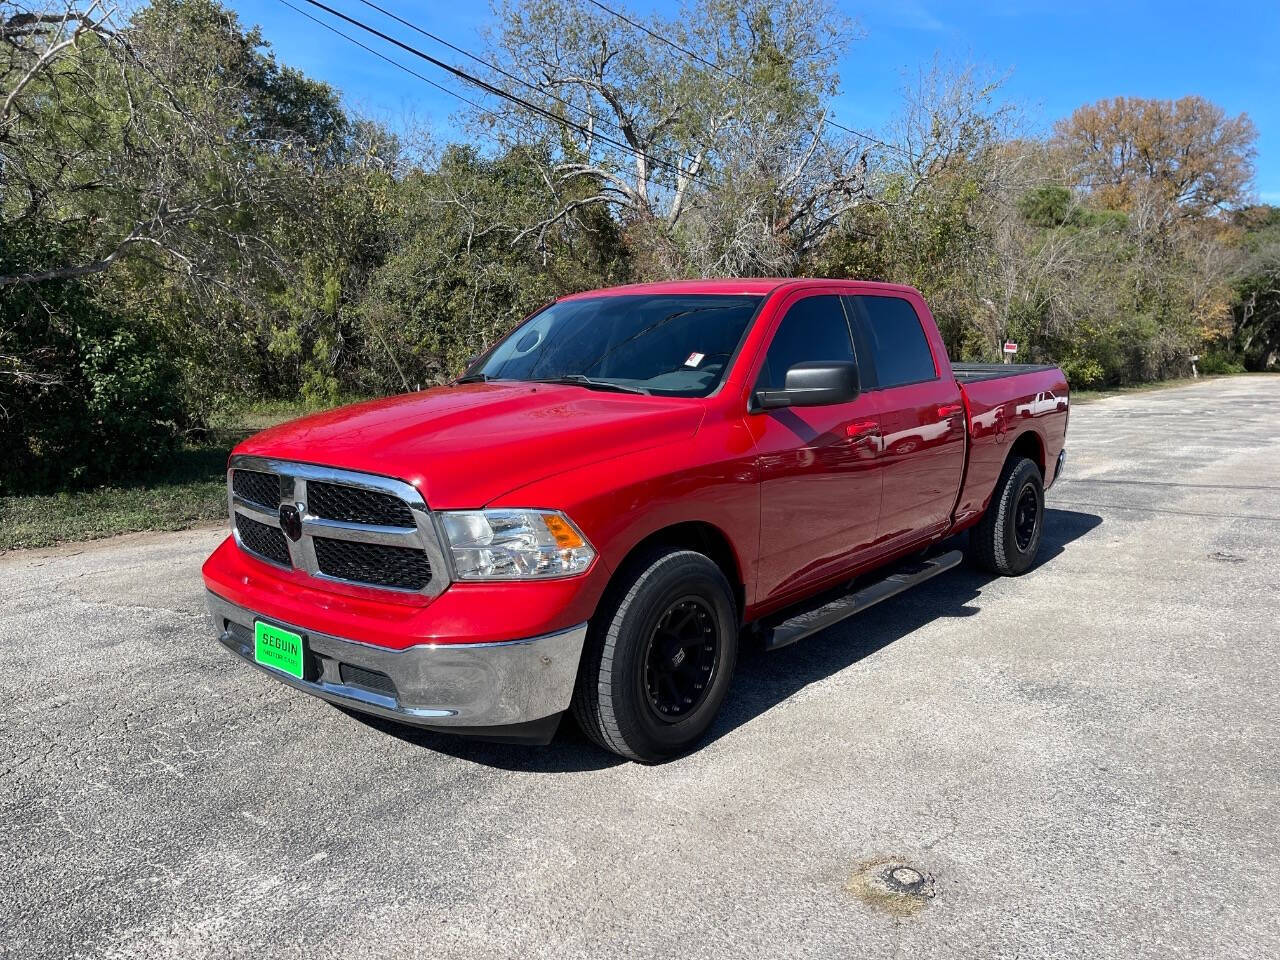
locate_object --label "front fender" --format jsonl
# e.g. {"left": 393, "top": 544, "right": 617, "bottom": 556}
{"left": 488, "top": 423, "right": 760, "bottom": 608}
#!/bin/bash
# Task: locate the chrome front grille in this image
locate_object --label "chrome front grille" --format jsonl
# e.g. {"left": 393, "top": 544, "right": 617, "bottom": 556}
{"left": 227, "top": 456, "right": 449, "bottom": 596}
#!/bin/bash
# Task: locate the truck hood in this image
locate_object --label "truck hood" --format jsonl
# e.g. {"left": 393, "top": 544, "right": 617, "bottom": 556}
{"left": 234, "top": 383, "right": 706, "bottom": 508}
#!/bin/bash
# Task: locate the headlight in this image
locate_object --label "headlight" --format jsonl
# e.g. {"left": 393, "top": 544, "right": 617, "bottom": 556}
{"left": 440, "top": 509, "right": 596, "bottom": 580}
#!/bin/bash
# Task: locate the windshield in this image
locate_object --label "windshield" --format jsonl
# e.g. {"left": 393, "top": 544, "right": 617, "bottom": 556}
{"left": 467, "top": 294, "right": 763, "bottom": 397}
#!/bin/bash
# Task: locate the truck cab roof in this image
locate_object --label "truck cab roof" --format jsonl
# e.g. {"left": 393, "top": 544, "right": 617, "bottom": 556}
{"left": 558, "top": 277, "right": 924, "bottom": 300}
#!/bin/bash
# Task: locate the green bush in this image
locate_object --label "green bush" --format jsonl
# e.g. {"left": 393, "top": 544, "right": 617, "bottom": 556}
{"left": 1197, "top": 350, "right": 1246, "bottom": 375}
{"left": 0, "top": 282, "right": 184, "bottom": 494}
{"left": 1057, "top": 356, "right": 1107, "bottom": 388}
{"left": 1018, "top": 185, "right": 1073, "bottom": 227}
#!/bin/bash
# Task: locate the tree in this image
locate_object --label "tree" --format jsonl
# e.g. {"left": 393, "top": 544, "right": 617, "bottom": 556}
{"left": 0, "top": 224, "right": 185, "bottom": 492}
{"left": 817, "top": 63, "right": 1030, "bottom": 358}
{"left": 1230, "top": 205, "right": 1280, "bottom": 370}
{"left": 1051, "top": 95, "right": 1257, "bottom": 218}
{"left": 0, "top": 0, "right": 357, "bottom": 489}
{"left": 3, "top": 0, "right": 1270, "bottom": 495}
{"left": 0, "top": 0, "right": 344, "bottom": 291}
{"left": 481, "top": 0, "right": 870, "bottom": 275}
{"left": 352, "top": 143, "right": 627, "bottom": 390}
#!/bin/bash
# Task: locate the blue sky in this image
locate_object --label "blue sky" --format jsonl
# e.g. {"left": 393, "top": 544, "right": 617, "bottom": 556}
{"left": 227, "top": 0, "right": 1280, "bottom": 201}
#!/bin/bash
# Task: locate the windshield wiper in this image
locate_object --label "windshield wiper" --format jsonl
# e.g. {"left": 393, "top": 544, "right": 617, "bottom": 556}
{"left": 531, "top": 375, "right": 650, "bottom": 395}
{"left": 454, "top": 373, "right": 493, "bottom": 384}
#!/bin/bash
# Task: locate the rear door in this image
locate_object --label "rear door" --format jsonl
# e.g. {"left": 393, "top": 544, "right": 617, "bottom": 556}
{"left": 844, "top": 293, "right": 966, "bottom": 547}
{"left": 750, "top": 291, "right": 883, "bottom": 603}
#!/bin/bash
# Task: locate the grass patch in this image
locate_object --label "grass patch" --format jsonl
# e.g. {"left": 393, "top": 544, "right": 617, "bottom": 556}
{"left": 0, "top": 398, "right": 348, "bottom": 552}
{"left": 1069, "top": 372, "right": 1274, "bottom": 404}
{"left": 209, "top": 394, "right": 374, "bottom": 432}
{"left": 0, "top": 443, "right": 230, "bottom": 551}
{"left": 1071, "top": 376, "right": 1202, "bottom": 404}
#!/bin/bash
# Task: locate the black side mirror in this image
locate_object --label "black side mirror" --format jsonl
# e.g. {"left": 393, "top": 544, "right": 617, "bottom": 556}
{"left": 753, "top": 361, "right": 860, "bottom": 411}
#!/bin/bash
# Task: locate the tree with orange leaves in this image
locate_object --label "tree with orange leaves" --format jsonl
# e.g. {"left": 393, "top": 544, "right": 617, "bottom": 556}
{"left": 1052, "top": 96, "right": 1256, "bottom": 217}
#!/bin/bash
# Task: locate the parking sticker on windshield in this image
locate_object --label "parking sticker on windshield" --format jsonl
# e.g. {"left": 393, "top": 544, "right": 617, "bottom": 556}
{"left": 685, "top": 352, "right": 705, "bottom": 367}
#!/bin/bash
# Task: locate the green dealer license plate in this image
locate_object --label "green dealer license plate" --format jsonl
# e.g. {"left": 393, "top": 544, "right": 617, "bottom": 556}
{"left": 254, "top": 621, "right": 305, "bottom": 679}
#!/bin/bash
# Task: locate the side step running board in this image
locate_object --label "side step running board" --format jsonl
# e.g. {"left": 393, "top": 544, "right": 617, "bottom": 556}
{"left": 761, "top": 549, "right": 964, "bottom": 651}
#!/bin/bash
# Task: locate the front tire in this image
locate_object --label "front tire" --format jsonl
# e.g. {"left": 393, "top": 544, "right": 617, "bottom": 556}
{"left": 571, "top": 548, "right": 738, "bottom": 762}
{"left": 968, "top": 455, "right": 1044, "bottom": 576}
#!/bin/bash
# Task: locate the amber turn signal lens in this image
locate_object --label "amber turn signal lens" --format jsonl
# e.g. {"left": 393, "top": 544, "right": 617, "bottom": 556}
{"left": 541, "top": 513, "right": 585, "bottom": 548}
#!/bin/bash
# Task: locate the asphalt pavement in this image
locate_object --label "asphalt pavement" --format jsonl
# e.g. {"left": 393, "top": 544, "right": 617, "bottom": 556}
{"left": 2, "top": 374, "right": 1278, "bottom": 959}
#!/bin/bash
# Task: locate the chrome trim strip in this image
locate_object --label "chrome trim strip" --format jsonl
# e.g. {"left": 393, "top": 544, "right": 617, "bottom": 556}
{"left": 301, "top": 516, "right": 422, "bottom": 546}
{"left": 207, "top": 590, "right": 588, "bottom": 727}
{"left": 227, "top": 454, "right": 450, "bottom": 597}
{"left": 230, "top": 496, "right": 280, "bottom": 524}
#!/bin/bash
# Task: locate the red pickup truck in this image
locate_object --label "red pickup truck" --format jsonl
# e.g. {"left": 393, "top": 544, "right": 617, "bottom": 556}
{"left": 203, "top": 279, "right": 1068, "bottom": 761}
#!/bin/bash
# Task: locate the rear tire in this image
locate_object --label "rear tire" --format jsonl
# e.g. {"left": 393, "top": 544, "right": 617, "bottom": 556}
{"left": 968, "top": 456, "right": 1044, "bottom": 576}
{"left": 571, "top": 548, "right": 737, "bottom": 762}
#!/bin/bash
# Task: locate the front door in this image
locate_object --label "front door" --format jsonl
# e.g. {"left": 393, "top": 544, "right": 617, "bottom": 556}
{"left": 750, "top": 292, "right": 884, "bottom": 604}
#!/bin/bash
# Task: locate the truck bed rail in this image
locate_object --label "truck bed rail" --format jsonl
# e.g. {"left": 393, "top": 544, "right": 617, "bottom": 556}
{"left": 952, "top": 363, "right": 1058, "bottom": 383}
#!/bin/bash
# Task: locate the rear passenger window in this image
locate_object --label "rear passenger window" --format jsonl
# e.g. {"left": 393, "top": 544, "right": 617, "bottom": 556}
{"left": 846, "top": 295, "right": 937, "bottom": 388}
{"left": 756, "top": 295, "right": 856, "bottom": 391}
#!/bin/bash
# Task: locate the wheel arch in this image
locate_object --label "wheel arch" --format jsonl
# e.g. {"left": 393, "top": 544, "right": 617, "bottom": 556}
{"left": 1008, "top": 428, "right": 1046, "bottom": 478}
{"left": 609, "top": 521, "right": 746, "bottom": 625}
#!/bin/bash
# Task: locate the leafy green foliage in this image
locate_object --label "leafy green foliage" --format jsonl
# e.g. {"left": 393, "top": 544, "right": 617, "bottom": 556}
{"left": 351, "top": 145, "right": 628, "bottom": 391}
{"left": 1018, "top": 186, "right": 1073, "bottom": 227}
{"left": 1197, "top": 351, "right": 1246, "bottom": 375}
{"left": 1228, "top": 205, "right": 1280, "bottom": 370}
{"left": 0, "top": 266, "right": 183, "bottom": 493}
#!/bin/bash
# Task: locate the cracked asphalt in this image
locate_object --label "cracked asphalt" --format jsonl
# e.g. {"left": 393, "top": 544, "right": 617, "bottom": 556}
{"left": 3, "top": 374, "right": 1279, "bottom": 959}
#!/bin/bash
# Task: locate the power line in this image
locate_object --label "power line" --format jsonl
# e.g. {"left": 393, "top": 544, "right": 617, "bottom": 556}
{"left": 353, "top": 0, "right": 662, "bottom": 158}
{"left": 278, "top": 0, "right": 495, "bottom": 122}
{"left": 280, "top": 0, "right": 614, "bottom": 177}
{"left": 280, "top": 0, "right": 666, "bottom": 191}
{"left": 292, "top": 0, "right": 705, "bottom": 183}
{"left": 581, "top": 0, "right": 906, "bottom": 157}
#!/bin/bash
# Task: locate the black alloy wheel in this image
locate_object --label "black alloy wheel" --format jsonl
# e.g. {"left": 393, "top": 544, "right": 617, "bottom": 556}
{"left": 571, "top": 548, "right": 738, "bottom": 762}
{"left": 968, "top": 455, "right": 1044, "bottom": 576}
{"left": 641, "top": 597, "right": 720, "bottom": 721}
{"left": 1013, "top": 482, "right": 1040, "bottom": 551}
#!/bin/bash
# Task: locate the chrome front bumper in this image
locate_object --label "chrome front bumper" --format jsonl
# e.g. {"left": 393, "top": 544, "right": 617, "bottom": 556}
{"left": 207, "top": 591, "right": 587, "bottom": 736}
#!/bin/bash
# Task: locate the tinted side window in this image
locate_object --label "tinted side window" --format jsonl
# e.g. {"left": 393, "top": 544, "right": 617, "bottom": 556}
{"left": 846, "top": 295, "right": 937, "bottom": 388}
{"left": 756, "top": 295, "right": 856, "bottom": 391}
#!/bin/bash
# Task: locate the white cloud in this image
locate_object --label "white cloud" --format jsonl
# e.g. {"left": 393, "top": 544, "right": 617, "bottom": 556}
{"left": 881, "top": 0, "right": 945, "bottom": 32}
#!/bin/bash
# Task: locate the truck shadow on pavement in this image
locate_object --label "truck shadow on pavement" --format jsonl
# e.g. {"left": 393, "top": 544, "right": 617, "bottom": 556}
{"left": 711, "top": 507, "right": 1103, "bottom": 749}
{"left": 354, "top": 508, "right": 1102, "bottom": 772}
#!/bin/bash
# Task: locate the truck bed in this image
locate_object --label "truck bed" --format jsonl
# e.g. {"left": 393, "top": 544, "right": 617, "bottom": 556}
{"left": 950, "top": 361, "right": 1070, "bottom": 530}
{"left": 952, "top": 363, "right": 1059, "bottom": 384}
